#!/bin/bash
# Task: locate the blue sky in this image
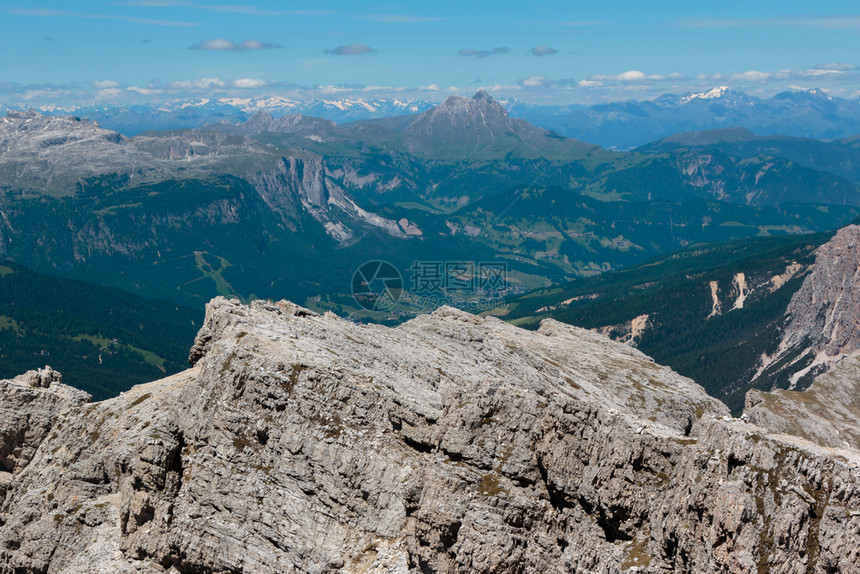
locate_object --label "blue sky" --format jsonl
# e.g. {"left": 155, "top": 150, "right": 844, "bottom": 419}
{"left": 3, "top": 0, "right": 860, "bottom": 106}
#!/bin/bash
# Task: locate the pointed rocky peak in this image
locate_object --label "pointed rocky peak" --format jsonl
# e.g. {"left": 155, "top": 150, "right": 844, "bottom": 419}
{"left": 430, "top": 90, "right": 509, "bottom": 120}
{"left": 691, "top": 86, "right": 731, "bottom": 100}
{"left": 402, "top": 91, "right": 538, "bottom": 157}
{"left": 472, "top": 89, "right": 496, "bottom": 104}
{"left": 399, "top": 89, "right": 598, "bottom": 159}
{"left": 770, "top": 89, "right": 840, "bottom": 114}
{"left": 244, "top": 110, "right": 277, "bottom": 124}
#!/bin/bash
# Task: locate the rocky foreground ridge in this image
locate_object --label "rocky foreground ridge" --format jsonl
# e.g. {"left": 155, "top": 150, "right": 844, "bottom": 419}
{"left": 1, "top": 299, "right": 859, "bottom": 573}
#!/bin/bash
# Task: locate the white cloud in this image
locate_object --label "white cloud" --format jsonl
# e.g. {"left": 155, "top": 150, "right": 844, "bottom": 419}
{"left": 190, "top": 38, "right": 282, "bottom": 51}
{"left": 95, "top": 88, "right": 122, "bottom": 99}
{"left": 530, "top": 45, "right": 558, "bottom": 57}
{"left": 798, "top": 68, "right": 844, "bottom": 78}
{"left": 729, "top": 70, "right": 772, "bottom": 82}
{"left": 93, "top": 80, "right": 120, "bottom": 89}
{"left": 127, "top": 85, "right": 161, "bottom": 95}
{"left": 584, "top": 70, "right": 650, "bottom": 83}
{"left": 647, "top": 73, "right": 682, "bottom": 81}
{"left": 616, "top": 70, "right": 646, "bottom": 81}
{"left": 167, "top": 77, "right": 227, "bottom": 89}
{"left": 324, "top": 43, "right": 374, "bottom": 56}
{"left": 233, "top": 78, "right": 268, "bottom": 89}
{"left": 815, "top": 62, "right": 858, "bottom": 71}
{"left": 578, "top": 69, "right": 688, "bottom": 86}
{"left": 707, "top": 64, "right": 860, "bottom": 84}
{"left": 316, "top": 85, "right": 353, "bottom": 94}
{"left": 20, "top": 88, "right": 66, "bottom": 101}
{"left": 475, "top": 84, "right": 521, "bottom": 93}
{"left": 458, "top": 47, "right": 511, "bottom": 58}
{"left": 521, "top": 75, "right": 550, "bottom": 87}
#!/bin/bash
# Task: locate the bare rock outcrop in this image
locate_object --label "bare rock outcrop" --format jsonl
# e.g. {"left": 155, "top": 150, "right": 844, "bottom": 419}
{"left": 0, "top": 299, "right": 858, "bottom": 573}
{"left": 754, "top": 224, "right": 860, "bottom": 389}
{"left": 745, "top": 352, "right": 860, "bottom": 450}
{"left": 0, "top": 368, "right": 90, "bottom": 484}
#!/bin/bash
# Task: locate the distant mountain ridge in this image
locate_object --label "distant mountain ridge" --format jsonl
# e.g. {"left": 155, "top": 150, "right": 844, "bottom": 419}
{"left": 4, "top": 86, "right": 860, "bottom": 148}
{"left": 0, "top": 96, "right": 436, "bottom": 136}
{"left": 512, "top": 87, "right": 860, "bottom": 149}
{"left": 637, "top": 127, "right": 860, "bottom": 185}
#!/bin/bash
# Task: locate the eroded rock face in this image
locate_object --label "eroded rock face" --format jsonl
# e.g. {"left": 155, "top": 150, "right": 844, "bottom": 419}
{"left": 0, "top": 111, "right": 408, "bottom": 246}
{"left": 755, "top": 224, "right": 860, "bottom": 389}
{"left": 0, "top": 299, "right": 858, "bottom": 573}
{"left": 0, "top": 368, "right": 89, "bottom": 480}
{"left": 745, "top": 352, "right": 860, "bottom": 451}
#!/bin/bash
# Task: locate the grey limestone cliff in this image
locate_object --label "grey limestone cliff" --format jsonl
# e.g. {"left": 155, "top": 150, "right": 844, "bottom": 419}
{"left": 754, "top": 224, "right": 860, "bottom": 390}
{"left": 0, "top": 299, "right": 858, "bottom": 573}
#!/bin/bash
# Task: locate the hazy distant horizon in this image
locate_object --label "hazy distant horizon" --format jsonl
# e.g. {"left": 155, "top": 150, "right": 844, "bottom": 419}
{"left": 4, "top": 1, "right": 860, "bottom": 107}
{"left": 1, "top": 84, "right": 857, "bottom": 115}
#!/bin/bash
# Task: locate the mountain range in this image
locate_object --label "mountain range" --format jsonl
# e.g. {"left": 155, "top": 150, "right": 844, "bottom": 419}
{"left": 5, "top": 90, "right": 860, "bottom": 409}
{"left": 0, "top": 96, "right": 436, "bottom": 137}
{"left": 2, "top": 92, "right": 860, "bottom": 319}
{"left": 2, "top": 81, "right": 860, "bottom": 571}
{"left": 513, "top": 86, "right": 860, "bottom": 149}
{"left": 6, "top": 86, "right": 860, "bottom": 149}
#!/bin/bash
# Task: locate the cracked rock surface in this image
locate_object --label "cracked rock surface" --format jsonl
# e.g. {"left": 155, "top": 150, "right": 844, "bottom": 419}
{"left": 0, "top": 298, "right": 858, "bottom": 573}
{"left": 756, "top": 224, "right": 860, "bottom": 390}
{"left": 745, "top": 352, "right": 860, "bottom": 451}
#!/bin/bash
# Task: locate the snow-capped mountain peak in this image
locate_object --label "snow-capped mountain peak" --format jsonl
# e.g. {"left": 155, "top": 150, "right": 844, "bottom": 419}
{"left": 682, "top": 86, "right": 731, "bottom": 103}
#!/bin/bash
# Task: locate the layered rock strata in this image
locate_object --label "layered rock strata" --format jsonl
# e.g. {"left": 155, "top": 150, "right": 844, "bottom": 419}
{"left": 0, "top": 299, "right": 857, "bottom": 573}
